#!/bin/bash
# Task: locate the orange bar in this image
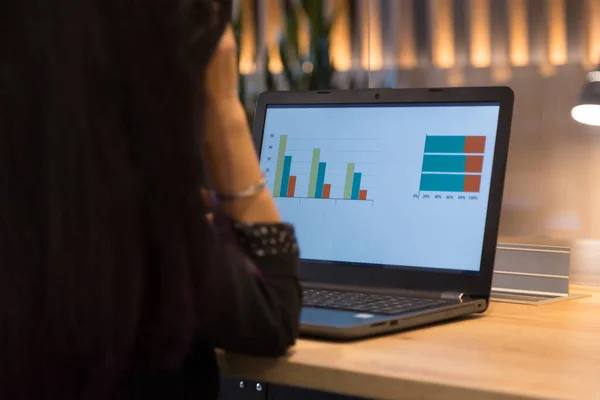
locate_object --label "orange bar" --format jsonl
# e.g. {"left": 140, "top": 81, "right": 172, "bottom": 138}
{"left": 464, "top": 175, "right": 482, "bottom": 192}
{"left": 322, "top": 184, "right": 331, "bottom": 199}
{"left": 287, "top": 176, "right": 297, "bottom": 197}
{"left": 359, "top": 190, "right": 368, "bottom": 200}
{"left": 464, "top": 136, "right": 486, "bottom": 153}
{"left": 465, "top": 156, "right": 484, "bottom": 173}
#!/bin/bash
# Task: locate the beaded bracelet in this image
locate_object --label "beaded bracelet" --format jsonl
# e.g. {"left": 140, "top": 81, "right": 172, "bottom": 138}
{"left": 232, "top": 221, "right": 299, "bottom": 258}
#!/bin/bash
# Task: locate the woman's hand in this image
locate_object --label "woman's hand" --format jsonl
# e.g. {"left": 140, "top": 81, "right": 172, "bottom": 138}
{"left": 202, "top": 24, "right": 280, "bottom": 223}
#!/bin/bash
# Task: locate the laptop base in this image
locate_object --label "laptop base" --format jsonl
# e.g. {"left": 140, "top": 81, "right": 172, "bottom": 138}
{"left": 300, "top": 300, "right": 486, "bottom": 340}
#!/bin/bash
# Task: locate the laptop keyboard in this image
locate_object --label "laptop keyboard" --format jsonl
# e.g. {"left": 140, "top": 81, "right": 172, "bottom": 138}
{"left": 302, "top": 288, "right": 449, "bottom": 316}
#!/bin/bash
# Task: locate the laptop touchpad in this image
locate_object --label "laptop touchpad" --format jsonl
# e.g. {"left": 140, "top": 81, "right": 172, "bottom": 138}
{"left": 301, "top": 307, "right": 389, "bottom": 327}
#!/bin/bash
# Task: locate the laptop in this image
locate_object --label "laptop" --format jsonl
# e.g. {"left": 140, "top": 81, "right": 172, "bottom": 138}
{"left": 253, "top": 87, "right": 514, "bottom": 340}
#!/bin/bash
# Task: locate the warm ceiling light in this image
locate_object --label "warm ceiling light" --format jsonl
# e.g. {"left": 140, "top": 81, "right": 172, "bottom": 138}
{"left": 572, "top": 67, "right": 600, "bottom": 126}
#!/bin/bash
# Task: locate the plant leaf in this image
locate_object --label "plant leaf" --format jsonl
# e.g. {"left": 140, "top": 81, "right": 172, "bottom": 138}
{"left": 285, "top": 1, "right": 300, "bottom": 62}
{"left": 279, "top": 38, "right": 297, "bottom": 90}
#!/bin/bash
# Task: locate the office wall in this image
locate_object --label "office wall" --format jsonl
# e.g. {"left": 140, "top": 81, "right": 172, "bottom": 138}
{"left": 234, "top": 0, "right": 600, "bottom": 282}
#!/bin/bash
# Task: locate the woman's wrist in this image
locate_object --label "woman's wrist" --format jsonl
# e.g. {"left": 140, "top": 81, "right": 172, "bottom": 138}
{"left": 203, "top": 98, "right": 264, "bottom": 193}
{"left": 203, "top": 149, "right": 264, "bottom": 195}
{"left": 216, "top": 188, "right": 281, "bottom": 223}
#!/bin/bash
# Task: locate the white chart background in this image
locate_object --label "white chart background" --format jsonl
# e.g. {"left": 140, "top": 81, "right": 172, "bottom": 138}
{"left": 259, "top": 104, "right": 500, "bottom": 272}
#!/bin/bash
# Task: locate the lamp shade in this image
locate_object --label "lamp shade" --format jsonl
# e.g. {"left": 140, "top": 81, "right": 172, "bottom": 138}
{"left": 572, "top": 70, "right": 600, "bottom": 126}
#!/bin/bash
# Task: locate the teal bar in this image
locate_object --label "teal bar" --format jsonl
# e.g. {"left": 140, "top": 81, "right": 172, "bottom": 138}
{"left": 420, "top": 173, "right": 465, "bottom": 192}
{"left": 351, "top": 172, "right": 362, "bottom": 200}
{"left": 424, "top": 136, "right": 466, "bottom": 153}
{"left": 422, "top": 155, "right": 467, "bottom": 173}
{"left": 280, "top": 156, "right": 292, "bottom": 197}
{"left": 315, "top": 162, "right": 327, "bottom": 198}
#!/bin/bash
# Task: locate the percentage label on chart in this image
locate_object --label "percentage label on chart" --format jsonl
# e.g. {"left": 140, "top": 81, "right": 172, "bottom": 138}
{"left": 414, "top": 193, "right": 478, "bottom": 200}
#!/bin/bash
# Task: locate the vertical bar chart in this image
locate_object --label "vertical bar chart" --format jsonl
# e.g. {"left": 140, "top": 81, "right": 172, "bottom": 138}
{"left": 351, "top": 172, "right": 363, "bottom": 200}
{"left": 270, "top": 135, "right": 372, "bottom": 201}
{"left": 287, "top": 176, "right": 297, "bottom": 197}
{"left": 322, "top": 184, "right": 332, "bottom": 199}
{"left": 280, "top": 155, "right": 292, "bottom": 197}
{"left": 419, "top": 135, "right": 485, "bottom": 193}
{"left": 273, "top": 135, "right": 288, "bottom": 196}
{"left": 344, "top": 163, "right": 355, "bottom": 199}
{"left": 315, "top": 162, "right": 327, "bottom": 198}
{"left": 307, "top": 149, "right": 321, "bottom": 198}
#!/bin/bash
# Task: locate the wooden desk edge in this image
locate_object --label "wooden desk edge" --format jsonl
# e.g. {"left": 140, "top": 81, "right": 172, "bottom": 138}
{"left": 217, "top": 285, "right": 600, "bottom": 400}
{"left": 217, "top": 351, "right": 541, "bottom": 400}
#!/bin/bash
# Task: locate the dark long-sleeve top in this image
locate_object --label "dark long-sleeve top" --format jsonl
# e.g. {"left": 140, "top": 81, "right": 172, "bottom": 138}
{"left": 115, "top": 215, "right": 302, "bottom": 399}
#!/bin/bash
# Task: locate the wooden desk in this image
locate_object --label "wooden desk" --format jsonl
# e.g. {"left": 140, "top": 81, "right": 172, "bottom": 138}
{"left": 218, "top": 285, "right": 600, "bottom": 400}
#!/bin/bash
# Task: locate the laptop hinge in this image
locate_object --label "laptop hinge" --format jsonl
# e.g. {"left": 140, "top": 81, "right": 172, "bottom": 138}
{"left": 441, "top": 292, "right": 465, "bottom": 303}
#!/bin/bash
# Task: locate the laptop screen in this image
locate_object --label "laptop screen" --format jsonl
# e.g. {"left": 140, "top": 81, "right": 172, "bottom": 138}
{"left": 258, "top": 102, "right": 501, "bottom": 273}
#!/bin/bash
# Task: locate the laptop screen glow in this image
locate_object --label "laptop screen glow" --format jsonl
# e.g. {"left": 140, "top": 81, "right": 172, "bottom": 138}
{"left": 259, "top": 103, "right": 501, "bottom": 273}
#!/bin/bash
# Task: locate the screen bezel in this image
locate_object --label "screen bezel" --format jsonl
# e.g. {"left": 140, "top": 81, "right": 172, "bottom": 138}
{"left": 252, "top": 87, "right": 514, "bottom": 299}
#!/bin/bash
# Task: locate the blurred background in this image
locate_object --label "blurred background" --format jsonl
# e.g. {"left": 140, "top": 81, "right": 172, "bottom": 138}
{"left": 232, "top": 0, "right": 600, "bottom": 283}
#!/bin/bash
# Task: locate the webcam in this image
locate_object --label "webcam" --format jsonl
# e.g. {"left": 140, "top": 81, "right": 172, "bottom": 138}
{"left": 374, "top": 93, "right": 380, "bottom": 99}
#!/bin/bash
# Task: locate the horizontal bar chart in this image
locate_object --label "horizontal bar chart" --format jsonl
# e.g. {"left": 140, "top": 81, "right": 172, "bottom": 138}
{"left": 420, "top": 174, "right": 481, "bottom": 192}
{"left": 464, "top": 175, "right": 482, "bottom": 192}
{"left": 422, "top": 155, "right": 483, "bottom": 173}
{"left": 424, "top": 135, "right": 486, "bottom": 154}
{"left": 420, "top": 134, "right": 486, "bottom": 194}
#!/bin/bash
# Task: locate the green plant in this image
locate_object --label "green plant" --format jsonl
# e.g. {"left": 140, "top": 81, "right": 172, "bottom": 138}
{"left": 266, "top": 0, "right": 336, "bottom": 91}
{"left": 235, "top": 1, "right": 372, "bottom": 124}
{"left": 267, "top": 0, "right": 371, "bottom": 91}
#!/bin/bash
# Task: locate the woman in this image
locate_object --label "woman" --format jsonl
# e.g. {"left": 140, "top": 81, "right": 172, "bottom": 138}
{"left": 0, "top": 0, "right": 301, "bottom": 398}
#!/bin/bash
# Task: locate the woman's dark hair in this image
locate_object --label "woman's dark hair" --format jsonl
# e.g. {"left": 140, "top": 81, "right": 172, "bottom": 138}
{"left": 0, "top": 0, "right": 230, "bottom": 398}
